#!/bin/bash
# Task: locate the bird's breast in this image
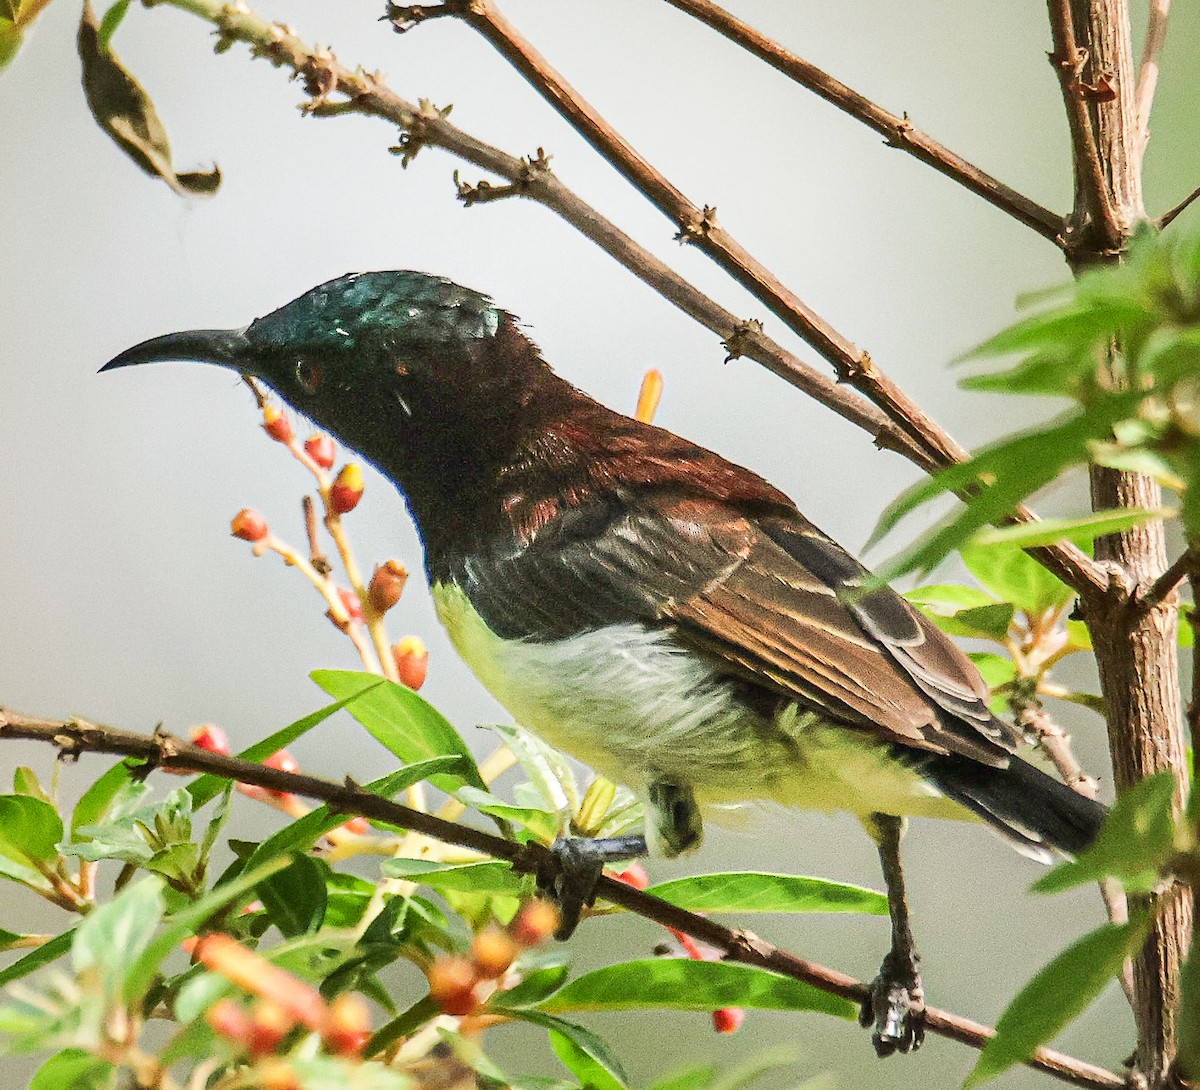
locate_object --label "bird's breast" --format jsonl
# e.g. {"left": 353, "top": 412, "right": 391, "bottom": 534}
{"left": 430, "top": 581, "right": 967, "bottom": 825}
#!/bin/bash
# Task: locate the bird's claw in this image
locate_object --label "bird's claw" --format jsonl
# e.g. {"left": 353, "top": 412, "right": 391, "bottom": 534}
{"left": 539, "top": 837, "right": 607, "bottom": 940}
{"left": 859, "top": 954, "right": 925, "bottom": 1057}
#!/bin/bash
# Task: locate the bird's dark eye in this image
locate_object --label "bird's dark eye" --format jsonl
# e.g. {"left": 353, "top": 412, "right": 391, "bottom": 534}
{"left": 295, "top": 359, "right": 322, "bottom": 394}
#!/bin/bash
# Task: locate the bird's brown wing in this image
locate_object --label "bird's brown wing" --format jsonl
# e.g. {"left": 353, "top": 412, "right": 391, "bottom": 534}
{"left": 660, "top": 508, "right": 1013, "bottom": 764}
{"left": 447, "top": 494, "right": 1014, "bottom": 766}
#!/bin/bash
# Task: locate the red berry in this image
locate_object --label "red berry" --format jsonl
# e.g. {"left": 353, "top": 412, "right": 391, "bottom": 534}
{"left": 321, "top": 993, "right": 371, "bottom": 1057}
{"left": 712, "top": 1007, "right": 745, "bottom": 1034}
{"left": 231, "top": 508, "right": 269, "bottom": 543}
{"left": 304, "top": 433, "right": 336, "bottom": 470}
{"left": 247, "top": 999, "right": 293, "bottom": 1057}
{"left": 427, "top": 956, "right": 482, "bottom": 1016}
{"left": 262, "top": 405, "right": 294, "bottom": 443}
{"left": 609, "top": 861, "right": 650, "bottom": 890}
{"left": 329, "top": 463, "right": 364, "bottom": 514}
{"left": 190, "top": 724, "right": 230, "bottom": 755}
{"left": 391, "top": 636, "right": 428, "bottom": 690}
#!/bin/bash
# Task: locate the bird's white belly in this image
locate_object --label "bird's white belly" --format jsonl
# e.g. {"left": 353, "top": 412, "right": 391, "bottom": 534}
{"left": 432, "top": 582, "right": 966, "bottom": 824}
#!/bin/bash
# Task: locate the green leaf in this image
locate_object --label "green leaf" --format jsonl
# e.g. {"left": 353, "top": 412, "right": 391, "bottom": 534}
{"left": 961, "top": 539, "right": 1075, "bottom": 614}
{"left": 12, "top": 767, "right": 52, "bottom": 805}
{"left": 379, "top": 858, "right": 527, "bottom": 897}
{"left": 965, "top": 916, "right": 1152, "bottom": 1088}
{"left": 549, "top": 1022, "right": 627, "bottom": 1090}
{"left": 516, "top": 1008, "right": 629, "bottom": 1088}
{"left": 188, "top": 695, "right": 361, "bottom": 807}
{"left": 871, "top": 398, "right": 1142, "bottom": 579}
{"left": 455, "top": 786, "right": 562, "bottom": 842}
{"left": 1034, "top": 772, "right": 1178, "bottom": 894}
{"left": 540, "top": 959, "right": 855, "bottom": 1019}
{"left": 644, "top": 872, "right": 886, "bottom": 915}
{"left": 28, "top": 1048, "right": 115, "bottom": 1090}
{"left": 967, "top": 652, "right": 1018, "bottom": 691}
{"left": 96, "top": 0, "right": 128, "bottom": 47}
{"left": 0, "top": 17, "right": 21, "bottom": 71}
{"left": 968, "top": 508, "right": 1170, "bottom": 549}
{"left": 72, "top": 876, "right": 164, "bottom": 1002}
{"left": 367, "top": 994, "right": 440, "bottom": 1056}
{"left": 78, "top": 0, "right": 220, "bottom": 195}
{"left": 0, "top": 931, "right": 74, "bottom": 987}
{"left": 256, "top": 854, "right": 327, "bottom": 937}
{"left": 312, "top": 670, "right": 485, "bottom": 791}
{"left": 71, "top": 760, "right": 138, "bottom": 835}
{"left": 244, "top": 758, "right": 462, "bottom": 870}
{"left": 491, "top": 962, "right": 571, "bottom": 1009}
{"left": 0, "top": 795, "right": 63, "bottom": 866}
{"left": 484, "top": 722, "right": 579, "bottom": 812}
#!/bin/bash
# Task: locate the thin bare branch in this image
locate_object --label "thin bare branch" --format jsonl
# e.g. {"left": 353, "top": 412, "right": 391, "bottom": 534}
{"left": 661, "top": 0, "right": 1065, "bottom": 244}
{"left": 1046, "top": 0, "right": 1125, "bottom": 256}
{"left": 437, "top": 0, "right": 967, "bottom": 467}
{"left": 1133, "top": 0, "right": 1171, "bottom": 164}
{"left": 1132, "top": 547, "right": 1194, "bottom": 615}
{"left": 1159, "top": 182, "right": 1200, "bottom": 229}
{"left": 0, "top": 707, "right": 1127, "bottom": 1090}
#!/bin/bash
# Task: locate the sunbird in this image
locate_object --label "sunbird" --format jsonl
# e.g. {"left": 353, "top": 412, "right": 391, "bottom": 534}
{"left": 103, "top": 271, "right": 1106, "bottom": 1055}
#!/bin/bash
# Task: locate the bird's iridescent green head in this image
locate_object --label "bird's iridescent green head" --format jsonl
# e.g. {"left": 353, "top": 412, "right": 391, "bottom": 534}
{"left": 100, "top": 272, "right": 560, "bottom": 487}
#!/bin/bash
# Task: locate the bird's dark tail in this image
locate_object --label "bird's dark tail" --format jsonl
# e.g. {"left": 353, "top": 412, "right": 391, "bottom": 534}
{"left": 922, "top": 752, "right": 1107, "bottom": 862}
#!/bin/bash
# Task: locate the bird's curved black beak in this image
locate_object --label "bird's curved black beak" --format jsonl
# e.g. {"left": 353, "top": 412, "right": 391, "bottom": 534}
{"left": 99, "top": 328, "right": 253, "bottom": 373}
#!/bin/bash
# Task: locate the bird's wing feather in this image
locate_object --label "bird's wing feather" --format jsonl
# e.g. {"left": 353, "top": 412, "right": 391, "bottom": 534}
{"left": 448, "top": 495, "right": 1014, "bottom": 765}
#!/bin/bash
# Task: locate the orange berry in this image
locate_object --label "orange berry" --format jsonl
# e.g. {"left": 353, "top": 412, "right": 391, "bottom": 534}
{"left": 304, "top": 433, "right": 336, "bottom": 470}
{"left": 321, "top": 992, "right": 372, "bottom": 1057}
{"left": 231, "top": 508, "right": 269, "bottom": 543}
{"left": 471, "top": 926, "right": 518, "bottom": 979}
{"left": 392, "top": 636, "right": 428, "bottom": 690}
{"left": 262, "top": 405, "right": 294, "bottom": 443}
{"left": 427, "top": 955, "right": 481, "bottom": 1016}
{"left": 258, "top": 1058, "right": 302, "bottom": 1090}
{"left": 508, "top": 900, "right": 560, "bottom": 948}
{"left": 248, "top": 999, "right": 294, "bottom": 1057}
{"left": 368, "top": 560, "right": 409, "bottom": 614}
{"left": 329, "top": 463, "right": 364, "bottom": 514}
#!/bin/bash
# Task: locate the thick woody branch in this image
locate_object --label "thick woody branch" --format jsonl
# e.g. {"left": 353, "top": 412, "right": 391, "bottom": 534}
{"left": 661, "top": 0, "right": 1065, "bottom": 244}
{"left": 0, "top": 708, "right": 1125, "bottom": 1090}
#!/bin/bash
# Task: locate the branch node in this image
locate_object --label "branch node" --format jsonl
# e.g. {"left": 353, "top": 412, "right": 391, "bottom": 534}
{"left": 837, "top": 348, "right": 874, "bottom": 384}
{"left": 725, "top": 927, "right": 772, "bottom": 960}
{"left": 384, "top": 1, "right": 461, "bottom": 33}
{"left": 722, "top": 318, "right": 764, "bottom": 362}
{"left": 453, "top": 147, "right": 550, "bottom": 205}
{"left": 674, "top": 204, "right": 718, "bottom": 244}
{"left": 884, "top": 112, "right": 914, "bottom": 148}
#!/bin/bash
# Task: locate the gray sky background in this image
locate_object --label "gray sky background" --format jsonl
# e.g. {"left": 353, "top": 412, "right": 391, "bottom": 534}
{"left": 3, "top": 1, "right": 1198, "bottom": 1087}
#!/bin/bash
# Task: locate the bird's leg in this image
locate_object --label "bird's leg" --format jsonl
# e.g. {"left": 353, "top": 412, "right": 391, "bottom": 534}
{"left": 544, "top": 779, "right": 701, "bottom": 939}
{"left": 859, "top": 812, "right": 925, "bottom": 1057}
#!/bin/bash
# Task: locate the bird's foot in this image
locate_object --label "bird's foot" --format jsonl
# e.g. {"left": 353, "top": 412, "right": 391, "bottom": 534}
{"left": 859, "top": 951, "right": 925, "bottom": 1057}
{"left": 538, "top": 834, "right": 647, "bottom": 940}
